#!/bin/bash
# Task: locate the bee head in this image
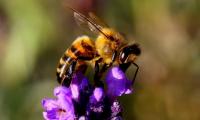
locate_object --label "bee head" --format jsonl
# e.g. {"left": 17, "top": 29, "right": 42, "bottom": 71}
{"left": 119, "top": 44, "right": 141, "bottom": 63}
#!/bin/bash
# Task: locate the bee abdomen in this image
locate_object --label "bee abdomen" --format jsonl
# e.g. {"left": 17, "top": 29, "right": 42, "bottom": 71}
{"left": 56, "top": 53, "right": 73, "bottom": 83}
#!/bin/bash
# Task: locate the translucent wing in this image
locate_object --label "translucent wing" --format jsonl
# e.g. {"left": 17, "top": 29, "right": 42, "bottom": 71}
{"left": 88, "top": 12, "right": 109, "bottom": 28}
{"left": 71, "top": 8, "right": 110, "bottom": 38}
{"left": 73, "top": 12, "right": 99, "bottom": 34}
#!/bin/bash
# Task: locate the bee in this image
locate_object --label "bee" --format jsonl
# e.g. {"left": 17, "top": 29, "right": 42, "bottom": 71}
{"left": 56, "top": 8, "right": 141, "bottom": 87}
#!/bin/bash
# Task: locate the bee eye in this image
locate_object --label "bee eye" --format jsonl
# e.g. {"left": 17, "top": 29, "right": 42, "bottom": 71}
{"left": 121, "top": 53, "right": 125, "bottom": 59}
{"left": 119, "top": 52, "right": 127, "bottom": 63}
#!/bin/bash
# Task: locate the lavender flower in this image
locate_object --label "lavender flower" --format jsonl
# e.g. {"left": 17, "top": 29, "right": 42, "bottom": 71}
{"left": 70, "top": 72, "right": 91, "bottom": 101}
{"left": 110, "top": 100, "right": 122, "bottom": 118}
{"left": 90, "top": 87, "right": 104, "bottom": 103}
{"left": 111, "top": 116, "right": 123, "bottom": 120}
{"left": 106, "top": 66, "right": 133, "bottom": 97}
{"left": 42, "top": 86, "right": 75, "bottom": 120}
{"left": 86, "top": 87, "right": 123, "bottom": 120}
{"left": 42, "top": 66, "right": 135, "bottom": 120}
{"left": 86, "top": 87, "right": 110, "bottom": 120}
{"left": 70, "top": 72, "right": 92, "bottom": 117}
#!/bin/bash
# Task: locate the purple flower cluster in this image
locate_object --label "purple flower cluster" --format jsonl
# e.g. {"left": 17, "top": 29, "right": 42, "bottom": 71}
{"left": 42, "top": 66, "right": 133, "bottom": 120}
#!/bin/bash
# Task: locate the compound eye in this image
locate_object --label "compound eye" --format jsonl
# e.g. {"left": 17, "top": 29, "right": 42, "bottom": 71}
{"left": 119, "top": 52, "right": 127, "bottom": 63}
{"left": 121, "top": 53, "right": 125, "bottom": 59}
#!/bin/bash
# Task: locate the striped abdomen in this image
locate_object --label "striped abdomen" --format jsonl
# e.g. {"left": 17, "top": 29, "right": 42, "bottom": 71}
{"left": 56, "top": 53, "right": 74, "bottom": 84}
{"left": 56, "top": 35, "right": 98, "bottom": 84}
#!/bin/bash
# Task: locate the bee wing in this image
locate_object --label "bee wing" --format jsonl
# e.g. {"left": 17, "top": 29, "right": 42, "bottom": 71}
{"left": 73, "top": 11, "right": 102, "bottom": 34}
{"left": 74, "top": 12, "right": 98, "bottom": 34}
{"left": 72, "top": 9, "right": 110, "bottom": 38}
{"left": 88, "top": 12, "right": 109, "bottom": 28}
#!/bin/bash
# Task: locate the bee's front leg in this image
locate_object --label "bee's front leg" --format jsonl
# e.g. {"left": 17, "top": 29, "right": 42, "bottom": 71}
{"left": 111, "top": 50, "right": 117, "bottom": 63}
{"left": 119, "top": 62, "right": 139, "bottom": 85}
{"left": 131, "top": 63, "right": 139, "bottom": 85}
{"left": 100, "top": 50, "right": 117, "bottom": 73}
{"left": 119, "top": 62, "right": 131, "bottom": 72}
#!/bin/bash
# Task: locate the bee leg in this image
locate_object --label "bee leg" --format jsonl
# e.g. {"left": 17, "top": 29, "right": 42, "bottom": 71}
{"left": 111, "top": 50, "right": 117, "bottom": 63}
{"left": 98, "top": 50, "right": 117, "bottom": 75}
{"left": 94, "top": 60, "right": 104, "bottom": 87}
{"left": 76, "top": 61, "right": 88, "bottom": 74}
{"left": 119, "top": 62, "right": 131, "bottom": 72}
{"left": 107, "top": 50, "right": 117, "bottom": 68}
{"left": 61, "top": 60, "right": 77, "bottom": 87}
{"left": 132, "top": 63, "right": 139, "bottom": 85}
{"left": 56, "top": 73, "right": 62, "bottom": 84}
{"left": 98, "top": 50, "right": 117, "bottom": 73}
{"left": 94, "top": 61, "right": 99, "bottom": 80}
{"left": 119, "top": 62, "right": 139, "bottom": 85}
{"left": 94, "top": 51, "right": 117, "bottom": 86}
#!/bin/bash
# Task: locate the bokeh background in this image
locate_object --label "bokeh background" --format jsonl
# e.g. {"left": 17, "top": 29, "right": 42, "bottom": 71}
{"left": 0, "top": 0, "right": 200, "bottom": 120}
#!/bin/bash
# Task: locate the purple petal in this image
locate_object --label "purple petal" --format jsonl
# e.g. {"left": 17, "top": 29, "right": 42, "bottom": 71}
{"left": 89, "top": 87, "right": 105, "bottom": 105}
{"left": 111, "top": 100, "right": 122, "bottom": 117}
{"left": 70, "top": 84, "right": 79, "bottom": 99}
{"left": 42, "top": 86, "right": 75, "bottom": 120}
{"left": 54, "top": 86, "right": 71, "bottom": 97}
{"left": 111, "top": 116, "right": 123, "bottom": 120}
{"left": 79, "top": 77, "right": 89, "bottom": 90}
{"left": 57, "top": 94, "right": 74, "bottom": 115}
{"left": 46, "top": 108, "right": 58, "bottom": 119}
{"left": 78, "top": 116, "right": 86, "bottom": 120}
{"left": 70, "top": 72, "right": 90, "bottom": 100}
{"left": 124, "top": 80, "right": 133, "bottom": 94}
{"left": 43, "top": 112, "right": 50, "bottom": 120}
{"left": 111, "top": 67, "right": 125, "bottom": 79}
{"left": 106, "top": 66, "right": 133, "bottom": 97}
{"left": 71, "top": 72, "right": 89, "bottom": 87}
{"left": 42, "top": 99, "right": 58, "bottom": 110}
{"left": 93, "top": 87, "right": 104, "bottom": 102}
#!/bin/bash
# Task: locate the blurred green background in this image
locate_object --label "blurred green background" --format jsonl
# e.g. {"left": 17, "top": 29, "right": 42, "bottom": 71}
{"left": 0, "top": 0, "right": 200, "bottom": 119}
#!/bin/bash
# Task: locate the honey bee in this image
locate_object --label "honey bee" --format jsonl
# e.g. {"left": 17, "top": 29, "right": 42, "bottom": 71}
{"left": 56, "top": 8, "right": 141, "bottom": 87}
